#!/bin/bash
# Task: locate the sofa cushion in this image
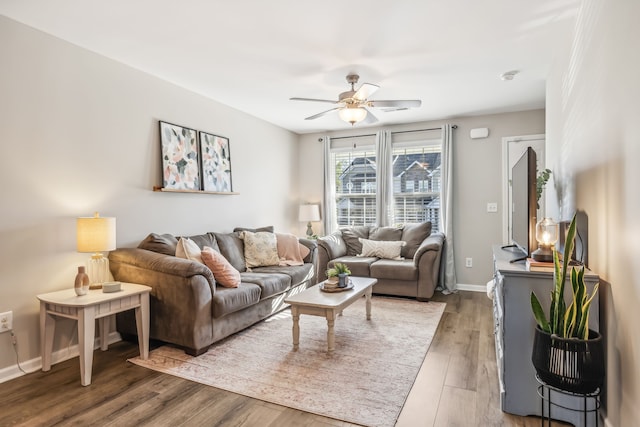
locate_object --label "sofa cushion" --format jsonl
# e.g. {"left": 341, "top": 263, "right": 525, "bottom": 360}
{"left": 211, "top": 283, "right": 261, "bottom": 318}
{"left": 240, "top": 272, "right": 291, "bottom": 299}
{"left": 201, "top": 246, "right": 241, "bottom": 288}
{"left": 175, "top": 238, "right": 204, "bottom": 264}
{"left": 233, "top": 225, "right": 275, "bottom": 233}
{"left": 359, "top": 238, "right": 405, "bottom": 260}
{"left": 369, "top": 226, "right": 403, "bottom": 241}
{"left": 138, "top": 233, "right": 178, "bottom": 256}
{"left": 213, "top": 232, "right": 246, "bottom": 272}
{"left": 250, "top": 264, "right": 314, "bottom": 287}
{"left": 370, "top": 259, "right": 418, "bottom": 281}
{"left": 401, "top": 222, "right": 432, "bottom": 259}
{"left": 183, "top": 233, "right": 219, "bottom": 252}
{"left": 241, "top": 231, "right": 280, "bottom": 268}
{"left": 341, "top": 226, "right": 370, "bottom": 256}
{"left": 329, "top": 256, "right": 377, "bottom": 277}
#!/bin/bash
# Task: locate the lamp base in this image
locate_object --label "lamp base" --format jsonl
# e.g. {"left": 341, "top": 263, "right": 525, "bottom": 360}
{"left": 87, "top": 253, "right": 110, "bottom": 289}
{"left": 306, "top": 222, "right": 314, "bottom": 237}
{"left": 531, "top": 247, "right": 554, "bottom": 263}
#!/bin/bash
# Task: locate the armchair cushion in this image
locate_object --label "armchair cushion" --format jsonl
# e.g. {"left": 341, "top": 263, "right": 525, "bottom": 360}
{"left": 401, "top": 222, "right": 432, "bottom": 258}
{"left": 341, "top": 226, "right": 370, "bottom": 256}
{"left": 369, "top": 226, "right": 403, "bottom": 241}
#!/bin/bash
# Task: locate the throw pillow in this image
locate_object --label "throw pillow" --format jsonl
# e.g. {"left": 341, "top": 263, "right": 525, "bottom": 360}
{"left": 175, "top": 237, "right": 203, "bottom": 264}
{"left": 241, "top": 231, "right": 280, "bottom": 268}
{"left": 201, "top": 246, "right": 240, "bottom": 288}
{"left": 400, "top": 222, "right": 432, "bottom": 258}
{"left": 358, "top": 238, "right": 406, "bottom": 260}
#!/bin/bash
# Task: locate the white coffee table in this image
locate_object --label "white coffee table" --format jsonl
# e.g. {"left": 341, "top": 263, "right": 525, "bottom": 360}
{"left": 284, "top": 276, "right": 377, "bottom": 352}
{"left": 37, "top": 282, "right": 151, "bottom": 386}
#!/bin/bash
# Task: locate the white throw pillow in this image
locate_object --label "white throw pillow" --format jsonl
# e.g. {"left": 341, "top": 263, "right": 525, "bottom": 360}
{"left": 241, "top": 231, "right": 280, "bottom": 268}
{"left": 358, "top": 238, "right": 406, "bottom": 260}
{"left": 175, "top": 237, "right": 204, "bottom": 264}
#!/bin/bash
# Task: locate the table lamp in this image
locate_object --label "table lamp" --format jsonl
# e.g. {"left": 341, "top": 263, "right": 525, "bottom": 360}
{"left": 298, "top": 204, "right": 320, "bottom": 238}
{"left": 531, "top": 217, "right": 559, "bottom": 262}
{"left": 77, "top": 212, "right": 116, "bottom": 289}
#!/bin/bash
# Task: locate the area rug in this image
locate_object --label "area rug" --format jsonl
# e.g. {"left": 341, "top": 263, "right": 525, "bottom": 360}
{"left": 129, "top": 296, "right": 445, "bottom": 427}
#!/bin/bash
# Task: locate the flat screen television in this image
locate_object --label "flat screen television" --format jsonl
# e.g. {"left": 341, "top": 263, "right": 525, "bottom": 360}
{"left": 510, "top": 147, "right": 537, "bottom": 262}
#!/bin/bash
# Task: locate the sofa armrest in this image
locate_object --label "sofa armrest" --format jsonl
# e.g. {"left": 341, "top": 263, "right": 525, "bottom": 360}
{"left": 413, "top": 232, "right": 445, "bottom": 300}
{"left": 109, "top": 248, "right": 215, "bottom": 284}
{"left": 316, "top": 232, "right": 347, "bottom": 282}
{"left": 298, "top": 238, "right": 318, "bottom": 264}
{"left": 109, "top": 248, "right": 217, "bottom": 353}
{"left": 413, "top": 232, "right": 445, "bottom": 265}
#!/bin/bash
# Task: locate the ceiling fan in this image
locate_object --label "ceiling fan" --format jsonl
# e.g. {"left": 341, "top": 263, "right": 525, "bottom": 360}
{"left": 290, "top": 74, "right": 422, "bottom": 125}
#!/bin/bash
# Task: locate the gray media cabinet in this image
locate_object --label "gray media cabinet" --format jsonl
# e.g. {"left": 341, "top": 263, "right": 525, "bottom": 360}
{"left": 492, "top": 245, "right": 600, "bottom": 427}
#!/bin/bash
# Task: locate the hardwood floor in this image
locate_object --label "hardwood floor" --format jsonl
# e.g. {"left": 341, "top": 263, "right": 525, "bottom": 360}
{"left": 0, "top": 291, "right": 552, "bottom": 426}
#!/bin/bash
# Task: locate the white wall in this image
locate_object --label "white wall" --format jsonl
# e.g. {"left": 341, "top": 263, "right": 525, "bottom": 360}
{"left": 545, "top": 0, "right": 640, "bottom": 424}
{"left": 0, "top": 17, "right": 300, "bottom": 371}
{"left": 298, "top": 110, "right": 545, "bottom": 286}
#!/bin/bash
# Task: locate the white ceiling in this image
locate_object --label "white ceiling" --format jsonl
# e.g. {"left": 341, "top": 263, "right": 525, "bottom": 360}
{"left": 0, "top": 0, "right": 578, "bottom": 134}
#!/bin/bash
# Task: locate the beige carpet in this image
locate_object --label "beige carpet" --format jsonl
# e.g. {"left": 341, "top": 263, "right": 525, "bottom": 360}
{"left": 129, "top": 296, "right": 445, "bottom": 427}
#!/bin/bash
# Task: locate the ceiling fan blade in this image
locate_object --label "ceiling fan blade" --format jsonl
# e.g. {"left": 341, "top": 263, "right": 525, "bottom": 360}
{"left": 353, "top": 83, "right": 379, "bottom": 101}
{"left": 305, "top": 108, "right": 339, "bottom": 120}
{"left": 368, "top": 100, "right": 422, "bottom": 108}
{"left": 290, "top": 97, "right": 338, "bottom": 104}
{"left": 363, "top": 108, "right": 379, "bottom": 124}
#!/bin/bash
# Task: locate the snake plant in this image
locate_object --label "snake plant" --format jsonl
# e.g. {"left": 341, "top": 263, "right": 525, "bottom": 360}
{"left": 530, "top": 213, "right": 599, "bottom": 339}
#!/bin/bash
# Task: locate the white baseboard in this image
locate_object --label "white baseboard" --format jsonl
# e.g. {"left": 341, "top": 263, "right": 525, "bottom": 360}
{"left": 0, "top": 332, "right": 122, "bottom": 384}
{"left": 456, "top": 283, "right": 487, "bottom": 292}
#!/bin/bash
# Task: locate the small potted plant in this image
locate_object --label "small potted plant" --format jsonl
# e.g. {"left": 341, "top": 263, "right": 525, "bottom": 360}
{"left": 326, "top": 262, "right": 351, "bottom": 288}
{"left": 530, "top": 212, "right": 604, "bottom": 393}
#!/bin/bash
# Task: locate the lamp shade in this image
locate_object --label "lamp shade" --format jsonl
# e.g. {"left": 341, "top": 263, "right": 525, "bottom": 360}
{"left": 76, "top": 212, "right": 116, "bottom": 253}
{"left": 298, "top": 204, "right": 320, "bottom": 222}
{"left": 535, "top": 217, "right": 559, "bottom": 246}
{"left": 338, "top": 107, "right": 367, "bottom": 125}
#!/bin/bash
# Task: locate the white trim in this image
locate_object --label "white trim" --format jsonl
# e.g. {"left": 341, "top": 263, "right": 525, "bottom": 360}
{"left": 0, "top": 332, "right": 122, "bottom": 384}
{"left": 455, "top": 283, "right": 487, "bottom": 292}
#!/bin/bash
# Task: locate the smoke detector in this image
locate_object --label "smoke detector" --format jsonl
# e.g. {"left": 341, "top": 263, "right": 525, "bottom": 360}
{"left": 500, "top": 70, "right": 519, "bottom": 81}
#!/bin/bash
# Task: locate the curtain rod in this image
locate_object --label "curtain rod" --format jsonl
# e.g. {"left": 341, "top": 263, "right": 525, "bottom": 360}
{"left": 326, "top": 125, "right": 457, "bottom": 141}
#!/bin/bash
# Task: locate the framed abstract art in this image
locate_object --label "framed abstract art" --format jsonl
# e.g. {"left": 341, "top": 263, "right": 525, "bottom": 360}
{"left": 199, "top": 131, "right": 233, "bottom": 192}
{"left": 159, "top": 121, "right": 201, "bottom": 190}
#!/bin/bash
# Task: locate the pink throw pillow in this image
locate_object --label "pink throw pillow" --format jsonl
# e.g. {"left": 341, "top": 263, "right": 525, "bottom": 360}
{"left": 201, "top": 246, "right": 241, "bottom": 288}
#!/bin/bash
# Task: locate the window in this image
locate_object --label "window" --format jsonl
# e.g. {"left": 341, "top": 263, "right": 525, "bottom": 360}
{"left": 329, "top": 134, "right": 441, "bottom": 231}
{"left": 333, "top": 148, "right": 377, "bottom": 226}
{"left": 393, "top": 144, "right": 441, "bottom": 231}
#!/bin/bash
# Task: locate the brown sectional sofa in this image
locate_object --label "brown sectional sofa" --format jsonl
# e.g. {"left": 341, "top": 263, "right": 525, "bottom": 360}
{"left": 109, "top": 227, "right": 316, "bottom": 356}
{"left": 316, "top": 222, "right": 444, "bottom": 301}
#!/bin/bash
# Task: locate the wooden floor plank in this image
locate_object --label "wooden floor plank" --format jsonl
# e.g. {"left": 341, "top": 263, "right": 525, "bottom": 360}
{"left": 0, "top": 291, "right": 552, "bottom": 427}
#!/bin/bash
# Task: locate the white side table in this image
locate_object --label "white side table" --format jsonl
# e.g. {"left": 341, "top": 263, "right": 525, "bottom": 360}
{"left": 37, "top": 282, "right": 151, "bottom": 386}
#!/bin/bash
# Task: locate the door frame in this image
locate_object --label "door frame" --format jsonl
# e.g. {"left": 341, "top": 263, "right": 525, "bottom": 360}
{"left": 501, "top": 134, "right": 546, "bottom": 245}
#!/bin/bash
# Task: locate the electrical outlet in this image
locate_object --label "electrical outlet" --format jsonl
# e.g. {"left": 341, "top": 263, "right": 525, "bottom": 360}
{"left": 465, "top": 258, "right": 473, "bottom": 268}
{"left": 487, "top": 202, "right": 498, "bottom": 213}
{"left": 0, "top": 311, "right": 12, "bottom": 333}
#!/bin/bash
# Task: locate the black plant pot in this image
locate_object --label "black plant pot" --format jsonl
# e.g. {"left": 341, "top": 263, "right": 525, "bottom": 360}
{"left": 532, "top": 326, "right": 605, "bottom": 394}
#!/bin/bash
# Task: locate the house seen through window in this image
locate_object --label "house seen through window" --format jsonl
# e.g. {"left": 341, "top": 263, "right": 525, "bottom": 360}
{"left": 331, "top": 139, "right": 441, "bottom": 231}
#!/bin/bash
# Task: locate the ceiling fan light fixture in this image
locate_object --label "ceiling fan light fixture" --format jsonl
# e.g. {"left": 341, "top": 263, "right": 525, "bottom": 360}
{"left": 338, "top": 106, "right": 367, "bottom": 125}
